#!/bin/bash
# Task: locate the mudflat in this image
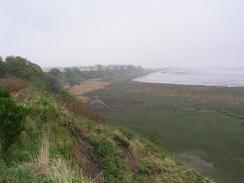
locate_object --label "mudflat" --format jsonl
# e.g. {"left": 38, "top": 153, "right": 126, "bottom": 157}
{"left": 85, "top": 80, "right": 244, "bottom": 183}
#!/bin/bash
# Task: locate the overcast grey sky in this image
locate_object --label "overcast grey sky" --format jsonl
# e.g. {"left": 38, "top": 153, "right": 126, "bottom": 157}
{"left": 0, "top": 0, "right": 243, "bottom": 68}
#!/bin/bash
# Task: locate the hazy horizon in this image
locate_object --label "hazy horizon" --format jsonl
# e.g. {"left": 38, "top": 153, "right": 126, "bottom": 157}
{"left": 1, "top": 0, "right": 243, "bottom": 68}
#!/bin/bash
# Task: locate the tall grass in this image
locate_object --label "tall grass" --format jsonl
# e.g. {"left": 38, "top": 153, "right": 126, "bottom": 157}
{"left": 35, "top": 132, "right": 49, "bottom": 168}
{"left": 32, "top": 133, "right": 101, "bottom": 183}
{"left": 11, "top": 133, "right": 99, "bottom": 183}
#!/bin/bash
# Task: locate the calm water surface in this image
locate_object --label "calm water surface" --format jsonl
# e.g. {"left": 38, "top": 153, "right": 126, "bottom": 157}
{"left": 134, "top": 68, "right": 244, "bottom": 87}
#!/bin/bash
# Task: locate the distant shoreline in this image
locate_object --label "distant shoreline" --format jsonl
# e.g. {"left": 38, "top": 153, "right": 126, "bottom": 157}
{"left": 133, "top": 69, "right": 244, "bottom": 88}
{"left": 132, "top": 79, "right": 244, "bottom": 88}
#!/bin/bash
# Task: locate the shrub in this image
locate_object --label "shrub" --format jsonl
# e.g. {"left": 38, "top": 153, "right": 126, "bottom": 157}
{"left": 5, "top": 56, "right": 44, "bottom": 80}
{"left": 63, "top": 68, "right": 82, "bottom": 86}
{"left": 32, "top": 96, "right": 59, "bottom": 123}
{"left": 48, "top": 68, "right": 63, "bottom": 79}
{"left": 0, "top": 87, "right": 28, "bottom": 152}
{"left": 0, "top": 87, "right": 10, "bottom": 98}
{"left": 0, "top": 58, "right": 6, "bottom": 77}
{"left": 44, "top": 73, "right": 62, "bottom": 94}
{"left": 119, "top": 128, "right": 135, "bottom": 140}
{"left": 58, "top": 89, "right": 72, "bottom": 99}
{"left": 2, "top": 56, "right": 64, "bottom": 94}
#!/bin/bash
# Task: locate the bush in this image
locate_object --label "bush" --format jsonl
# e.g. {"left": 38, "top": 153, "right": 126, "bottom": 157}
{"left": 32, "top": 96, "right": 59, "bottom": 123}
{"left": 58, "top": 89, "right": 72, "bottom": 99}
{"left": 63, "top": 68, "right": 82, "bottom": 86}
{"left": 44, "top": 73, "right": 62, "bottom": 94}
{"left": 0, "top": 58, "right": 6, "bottom": 77}
{"left": 48, "top": 68, "right": 63, "bottom": 79}
{"left": 0, "top": 87, "right": 10, "bottom": 98}
{"left": 5, "top": 56, "right": 44, "bottom": 80}
{"left": 0, "top": 87, "right": 28, "bottom": 152}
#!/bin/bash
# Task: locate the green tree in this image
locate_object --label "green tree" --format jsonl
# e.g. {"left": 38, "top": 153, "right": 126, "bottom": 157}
{"left": 5, "top": 56, "right": 44, "bottom": 80}
{"left": 0, "top": 87, "right": 28, "bottom": 152}
{"left": 63, "top": 68, "right": 82, "bottom": 86}
{"left": 72, "top": 67, "right": 83, "bottom": 78}
{"left": 48, "top": 68, "right": 63, "bottom": 79}
{"left": 44, "top": 73, "right": 62, "bottom": 94}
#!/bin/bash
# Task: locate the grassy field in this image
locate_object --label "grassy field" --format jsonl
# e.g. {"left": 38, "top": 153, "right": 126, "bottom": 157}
{"left": 87, "top": 81, "right": 244, "bottom": 183}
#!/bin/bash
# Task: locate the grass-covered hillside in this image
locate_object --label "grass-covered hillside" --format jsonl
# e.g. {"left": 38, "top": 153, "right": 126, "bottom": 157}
{"left": 0, "top": 56, "right": 213, "bottom": 183}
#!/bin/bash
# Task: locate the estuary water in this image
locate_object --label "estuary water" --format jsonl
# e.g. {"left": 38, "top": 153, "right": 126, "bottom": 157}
{"left": 134, "top": 68, "right": 244, "bottom": 87}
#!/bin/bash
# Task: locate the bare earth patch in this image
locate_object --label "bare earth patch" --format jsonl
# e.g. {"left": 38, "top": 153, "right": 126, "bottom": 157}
{"left": 69, "top": 79, "right": 111, "bottom": 97}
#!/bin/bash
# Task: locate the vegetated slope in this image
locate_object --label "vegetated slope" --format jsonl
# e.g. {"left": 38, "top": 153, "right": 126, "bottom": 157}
{"left": 0, "top": 57, "right": 213, "bottom": 183}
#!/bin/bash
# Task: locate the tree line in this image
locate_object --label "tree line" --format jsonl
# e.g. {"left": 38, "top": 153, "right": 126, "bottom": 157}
{"left": 0, "top": 56, "right": 144, "bottom": 93}
{"left": 48, "top": 64, "right": 144, "bottom": 86}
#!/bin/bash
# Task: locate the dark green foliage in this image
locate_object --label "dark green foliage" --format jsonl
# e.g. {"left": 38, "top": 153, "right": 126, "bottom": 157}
{"left": 48, "top": 68, "right": 63, "bottom": 79}
{"left": 47, "top": 68, "right": 63, "bottom": 93}
{"left": 0, "top": 88, "right": 28, "bottom": 152}
{"left": 0, "top": 57, "right": 6, "bottom": 77}
{"left": 63, "top": 68, "right": 83, "bottom": 86}
{"left": 44, "top": 73, "right": 62, "bottom": 94}
{"left": 1, "top": 55, "right": 144, "bottom": 90}
{"left": 119, "top": 128, "right": 135, "bottom": 140}
{"left": 49, "top": 67, "right": 85, "bottom": 88}
{"left": 1, "top": 56, "right": 65, "bottom": 94}
{"left": 58, "top": 89, "right": 72, "bottom": 99}
{"left": 5, "top": 56, "right": 44, "bottom": 80}
{"left": 0, "top": 87, "right": 10, "bottom": 98}
{"left": 50, "top": 65, "right": 144, "bottom": 84}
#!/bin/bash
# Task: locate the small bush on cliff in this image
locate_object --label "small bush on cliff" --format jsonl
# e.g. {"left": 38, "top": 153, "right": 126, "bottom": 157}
{"left": 29, "top": 96, "right": 59, "bottom": 123}
{"left": 0, "top": 58, "right": 6, "bottom": 77}
{"left": 0, "top": 87, "right": 28, "bottom": 153}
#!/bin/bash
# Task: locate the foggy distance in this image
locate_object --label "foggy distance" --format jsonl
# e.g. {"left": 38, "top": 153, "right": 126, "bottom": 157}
{"left": 1, "top": 0, "right": 244, "bottom": 68}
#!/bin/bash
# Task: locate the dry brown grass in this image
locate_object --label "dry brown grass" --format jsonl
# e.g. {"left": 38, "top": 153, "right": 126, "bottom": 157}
{"left": 31, "top": 133, "right": 104, "bottom": 183}
{"left": 56, "top": 95, "right": 105, "bottom": 123}
{"left": 69, "top": 80, "right": 110, "bottom": 97}
{"left": 36, "top": 132, "right": 50, "bottom": 167}
{"left": 0, "top": 78, "right": 28, "bottom": 93}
